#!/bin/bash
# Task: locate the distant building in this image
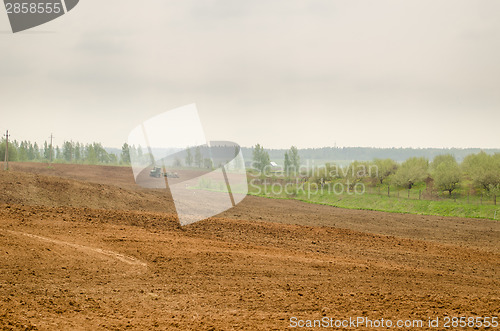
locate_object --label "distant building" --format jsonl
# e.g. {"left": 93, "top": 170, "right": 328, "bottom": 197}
{"left": 269, "top": 161, "right": 282, "bottom": 174}
{"left": 245, "top": 161, "right": 281, "bottom": 172}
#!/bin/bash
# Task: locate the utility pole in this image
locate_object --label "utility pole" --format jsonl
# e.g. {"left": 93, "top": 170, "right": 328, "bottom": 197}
{"left": 49, "top": 133, "right": 54, "bottom": 164}
{"left": 3, "top": 130, "right": 9, "bottom": 170}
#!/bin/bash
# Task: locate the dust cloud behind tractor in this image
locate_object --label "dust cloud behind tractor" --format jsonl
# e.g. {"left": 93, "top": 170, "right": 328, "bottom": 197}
{"left": 5, "top": 0, "right": 79, "bottom": 33}
{"left": 127, "top": 104, "right": 248, "bottom": 226}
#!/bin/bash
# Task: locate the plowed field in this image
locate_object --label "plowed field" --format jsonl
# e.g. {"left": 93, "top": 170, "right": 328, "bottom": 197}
{"left": 0, "top": 162, "right": 498, "bottom": 330}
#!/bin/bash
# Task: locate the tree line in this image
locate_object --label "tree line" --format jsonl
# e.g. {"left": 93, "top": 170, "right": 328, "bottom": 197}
{"left": 3, "top": 136, "right": 499, "bottom": 199}
{"left": 0, "top": 138, "right": 239, "bottom": 169}
{"left": 336, "top": 152, "right": 500, "bottom": 197}
{"left": 251, "top": 143, "right": 500, "bottom": 199}
{"left": 242, "top": 146, "right": 500, "bottom": 163}
{"left": 0, "top": 139, "right": 137, "bottom": 165}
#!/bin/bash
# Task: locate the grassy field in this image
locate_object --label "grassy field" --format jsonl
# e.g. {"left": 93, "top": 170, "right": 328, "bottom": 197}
{"left": 248, "top": 182, "right": 500, "bottom": 220}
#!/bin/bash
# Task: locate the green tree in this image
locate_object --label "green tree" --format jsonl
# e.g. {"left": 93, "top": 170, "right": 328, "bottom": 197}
{"left": 26, "top": 142, "right": 34, "bottom": 160}
{"left": 185, "top": 147, "right": 193, "bottom": 167}
{"left": 284, "top": 152, "right": 291, "bottom": 175}
{"left": 288, "top": 146, "right": 300, "bottom": 173}
{"left": 74, "top": 142, "right": 81, "bottom": 162}
{"left": 18, "top": 141, "right": 28, "bottom": 161}
{"left": 121, "top": 143, "right": 131, "bottom": 164}
{"left": 393, "top": 157, "right": 429, "bottom": 189}
{"left": 137, "top": 145, "right": 144, "bottom": 163}
{"left": 92, "top": 143, "right": 110, "bottom": 163}
{"left": 233, "top": 146, "right": 243, "bottom": 169}
{"left": 203, "top": 158, "right": 213, "bottom": 169}
{"left": 85, "top": 144, "right": 97, "bottom": 164}
{"left": 431, "top": 154, "right": 461, "bottom": 196}
{"left": 372, "top": 158, "right": 398, "bottom": 184}
{"left": 128, "top": 145, "right": 137, "bottom": 163}
{"left": 108, "top": 154, "right": 118, "bottom": 164}
{"left": 252, "top": 144, "right": 270, "bottom": 173}
{"left": 462, "top": 151, "right": 500, "bottom": 192}
{"left": 0, "top": 139, "right": 18, "bottom": 162}
{"left": 43, "top": 141, "right": 50, "bottom": 160}
{"left": 33, "top": 142, "right": 40, "bottom": 160}
{"left": 63, "top": 141, "right": 74, "bottom": 162}
{"left": 340, "top": 160, "right": 370, "bottom": 189}
{"left": 195, "top": 146, "right": 203, "bottom": 168}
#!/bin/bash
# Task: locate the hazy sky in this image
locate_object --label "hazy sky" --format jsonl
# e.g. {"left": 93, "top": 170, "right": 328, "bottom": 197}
{"left": 1, "top": 0, "right": 499, "bottom": 149}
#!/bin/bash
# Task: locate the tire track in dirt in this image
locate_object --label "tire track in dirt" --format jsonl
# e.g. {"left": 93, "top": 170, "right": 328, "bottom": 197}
{"left": 4, "top": 230, "right": 147, "bottom": 268}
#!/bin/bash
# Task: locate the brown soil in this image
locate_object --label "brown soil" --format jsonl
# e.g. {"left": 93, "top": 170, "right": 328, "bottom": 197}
{"left": 0, "top": 162, "right": 498, "bottom": 330}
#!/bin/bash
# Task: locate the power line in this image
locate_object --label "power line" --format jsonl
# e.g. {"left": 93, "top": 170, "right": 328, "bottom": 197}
{"left": 49, "top": 133, "right": 54, "bottom": 164}
{"left": 3, "top": 130, "right": 10, "bottom": 170}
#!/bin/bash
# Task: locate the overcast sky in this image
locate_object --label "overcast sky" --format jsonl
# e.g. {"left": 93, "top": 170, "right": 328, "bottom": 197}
{"left": 0, "top": 0, "right": 499, "bottom": 149}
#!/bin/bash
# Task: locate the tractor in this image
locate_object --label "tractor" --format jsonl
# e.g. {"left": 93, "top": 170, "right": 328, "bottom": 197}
{"left": 149, "top": 167, "right": 179, "bottom": 178}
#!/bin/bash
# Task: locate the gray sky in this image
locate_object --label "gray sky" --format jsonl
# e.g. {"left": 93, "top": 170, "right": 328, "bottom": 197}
{"left": 1, "top": 0, "right": 499, "bottom": 149}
